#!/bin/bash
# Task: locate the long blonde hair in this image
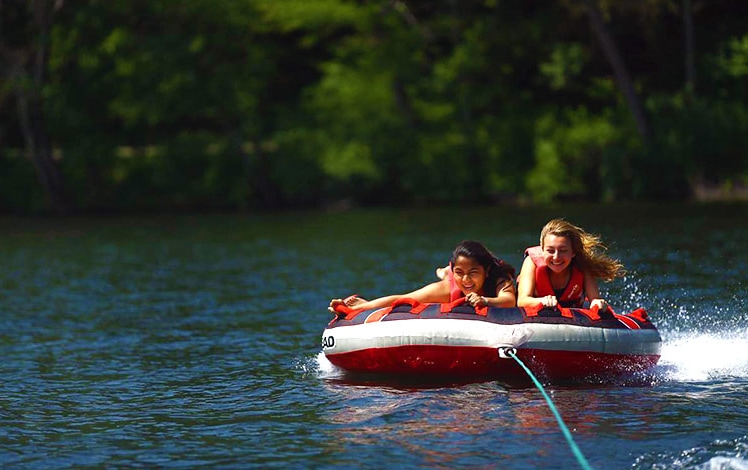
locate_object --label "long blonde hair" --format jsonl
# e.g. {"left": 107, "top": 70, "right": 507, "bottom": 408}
{"left": 540, "top": 218, "right": 625, "bottom": 281}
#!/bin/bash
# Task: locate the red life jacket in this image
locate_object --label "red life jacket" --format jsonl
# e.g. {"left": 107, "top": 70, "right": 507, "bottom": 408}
{"left": 525, "top": 245, "right": 585, "bottom": 308}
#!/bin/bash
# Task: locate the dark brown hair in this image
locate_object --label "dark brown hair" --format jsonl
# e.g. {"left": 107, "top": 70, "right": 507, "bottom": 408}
{"left": 450, "top": 240, "right": 516, "bottom": 296}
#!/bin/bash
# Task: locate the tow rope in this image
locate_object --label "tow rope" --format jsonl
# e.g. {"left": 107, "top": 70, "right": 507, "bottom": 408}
{"left": 500, "top": 348, "right": 594, "bottom": 470}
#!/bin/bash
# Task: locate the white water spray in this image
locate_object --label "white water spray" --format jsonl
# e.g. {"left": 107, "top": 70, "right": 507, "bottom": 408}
{"left": 315, "top": 351, "right": 338, "bottom": 376}
{"left": 659, "top": 329, "right": 748, "bottom": 382}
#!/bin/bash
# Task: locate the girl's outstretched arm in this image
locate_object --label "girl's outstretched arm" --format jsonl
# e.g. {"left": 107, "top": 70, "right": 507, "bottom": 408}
{"left": 329, "top": 279, "right": 450, "bottom": 313}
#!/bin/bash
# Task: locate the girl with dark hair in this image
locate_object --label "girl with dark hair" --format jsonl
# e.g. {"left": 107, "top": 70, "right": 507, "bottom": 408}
{"left": 329, "top": 240, "right": 516, "bottom": 313}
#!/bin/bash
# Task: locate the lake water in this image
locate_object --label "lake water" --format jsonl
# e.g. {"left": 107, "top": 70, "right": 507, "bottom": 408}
{"left": 1, "top": 204, "right": 747, "bottom": 469}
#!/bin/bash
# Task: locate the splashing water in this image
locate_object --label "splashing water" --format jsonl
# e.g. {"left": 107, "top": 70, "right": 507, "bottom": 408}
{"left": 634, "top": 436, "right": 748, "bottom": 470}
{"left": 315, "top": 351, "right": 338, "bottom": 376}
{"left": 303, "top": 351, "right": 342, "bottom": 380}
{"left": 659, "top": 329, "right": 748, "bottom": 382}
{"left": 699, "top": 456, "right": 748, "bottom": 470}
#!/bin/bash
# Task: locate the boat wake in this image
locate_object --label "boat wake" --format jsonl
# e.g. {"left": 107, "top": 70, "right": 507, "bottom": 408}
{"left": 633, "top": 435, "right": 748, "bottom": 470}
{"left": 658, "top": 330, "right": 748, "bottom": 382}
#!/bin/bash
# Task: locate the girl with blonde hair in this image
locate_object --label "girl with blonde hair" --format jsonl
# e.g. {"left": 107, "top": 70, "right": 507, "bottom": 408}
{"left": 517, "top": 218, "right": 625, "bottom": 310}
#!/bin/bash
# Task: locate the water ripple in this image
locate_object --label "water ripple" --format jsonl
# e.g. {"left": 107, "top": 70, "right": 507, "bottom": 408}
{"left": 1, "top": 208, "right": 748, "bottom": 468}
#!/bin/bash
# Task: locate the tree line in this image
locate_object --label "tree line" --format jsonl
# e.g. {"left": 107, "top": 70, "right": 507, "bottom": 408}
{"left": 1, "top": 0, "right": 747, "bottom": 214}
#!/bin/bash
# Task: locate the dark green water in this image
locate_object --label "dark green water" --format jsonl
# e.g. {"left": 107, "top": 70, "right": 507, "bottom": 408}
{"left": 1, "top": 204, "right": 747, "bottom": 469}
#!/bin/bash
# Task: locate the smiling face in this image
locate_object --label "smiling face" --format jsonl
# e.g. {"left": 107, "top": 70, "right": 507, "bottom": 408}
{"left": 451, "top": 255, "right": 487, "bottom": 295}
{"left": 542, "top": 234, "right": 575, "bottom": 274}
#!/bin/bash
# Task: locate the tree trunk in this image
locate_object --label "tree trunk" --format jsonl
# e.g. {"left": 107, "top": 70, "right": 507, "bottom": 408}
{"left": 582, "top": 0, "right": 651, "bottom": 142}
{"left": 16, "top": 88, "right": 69, "bottom": 213}
{"left": 2, "top": 0, "right": 70, "bottom": 213}
{"left": 683, "top": 0, "right": 695, "bottom": 94}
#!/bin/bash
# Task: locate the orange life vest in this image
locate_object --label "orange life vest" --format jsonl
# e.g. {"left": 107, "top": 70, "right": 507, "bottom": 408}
{"left": 525, "top": 245, "right": 585, "bottom": 308}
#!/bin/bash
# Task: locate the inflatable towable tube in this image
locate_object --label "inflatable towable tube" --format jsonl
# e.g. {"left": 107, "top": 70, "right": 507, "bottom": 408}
{"left": 322, "top": 297, "right": 662, "bottom": 385}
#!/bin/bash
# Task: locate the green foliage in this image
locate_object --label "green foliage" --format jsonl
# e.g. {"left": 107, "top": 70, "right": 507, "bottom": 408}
{"left": 707, "top": 33, "right": 748, "bottom": 102}
{"left": 100, "top": 132, "right": 250, "bottom": 211}
{"left": 539, "top": 43, "right": 587, "bottom": 91}
{"left": 717, "top": 34, "right": 748, "bottom": 78}
{"left": 306, "top": 61, "right": 395, "bottom": 181}
{"left": 640, "top": 92, "right": 748, "bottom": 196}
{"left": 253, "top": 0, "right": 362, "bottom": 33}
{"left": 42, "top": 0, "right": 282, "bottom": 210}
{"left": 525, "top": 108, "right": 621, "bottom": 203}
{"left": 2, "top": 0, "right": 748, "bottom": 213}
